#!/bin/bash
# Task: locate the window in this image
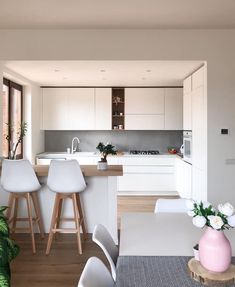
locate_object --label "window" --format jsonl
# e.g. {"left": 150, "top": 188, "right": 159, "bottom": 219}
{"left": 2, "top": 78, "right": 23, "bottom": 159}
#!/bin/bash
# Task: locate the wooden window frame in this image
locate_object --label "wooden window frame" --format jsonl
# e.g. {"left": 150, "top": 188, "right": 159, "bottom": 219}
{"left": 3, "top": 78, "right": 23, "bottom": 158}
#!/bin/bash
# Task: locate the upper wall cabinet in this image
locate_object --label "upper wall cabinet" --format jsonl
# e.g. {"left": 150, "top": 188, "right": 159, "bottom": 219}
{"left": 68, "top": 88, "right": 95, "bottom": 130}
{"left": 42, "top": 88, "right": 69, "bottom": 130}
{"left": 95, "top": 88, "right": 112, "bottom": 130}
{"left": 125, "top": 88, "right": 182, "bottom": 130}
{"left": 42, "top": 88, "right": 95, "bottom": 130}
{"left": 125, "top": 88, "right": 164, "bottom": 115}
{"left": 164, "top": 88, "right": 183, "bottom": 130}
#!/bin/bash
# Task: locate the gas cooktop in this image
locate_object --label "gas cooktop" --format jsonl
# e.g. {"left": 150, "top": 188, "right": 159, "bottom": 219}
{"left": 129, "top": 150, "right": 160, "bottom": 155}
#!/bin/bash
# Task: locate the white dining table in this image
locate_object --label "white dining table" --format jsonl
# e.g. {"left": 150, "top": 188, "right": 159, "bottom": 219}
{"left": 119, "top": 212, "right": 235, "bottom": 256}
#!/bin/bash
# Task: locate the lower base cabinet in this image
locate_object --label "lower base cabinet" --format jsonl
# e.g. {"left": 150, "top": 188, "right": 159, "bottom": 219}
{"left": 176, "top": 158, "right": 192, "bottom": 199}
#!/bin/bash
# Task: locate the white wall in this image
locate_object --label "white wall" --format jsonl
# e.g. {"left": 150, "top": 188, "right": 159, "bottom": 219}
{"left": 0, "top": 29, "right": 235, "bottom": 205}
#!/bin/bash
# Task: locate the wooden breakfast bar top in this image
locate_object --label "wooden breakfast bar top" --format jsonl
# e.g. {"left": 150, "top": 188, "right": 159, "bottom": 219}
{"left": 33, "top": 164, "right": 123, "bottom": 177}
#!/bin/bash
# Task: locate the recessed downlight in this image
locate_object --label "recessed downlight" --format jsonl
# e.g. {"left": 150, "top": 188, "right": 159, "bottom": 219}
{"left": 142, "top": 77, "right": 146, "bottom": 80}
{"left": 146, "top": 69, "right": 151, "bottom": 73}
{"left": 100, "top": 69, "right": 106, "bottom": 73}
{"left": 54, "top": 69, "right": 60, "bottom": 72}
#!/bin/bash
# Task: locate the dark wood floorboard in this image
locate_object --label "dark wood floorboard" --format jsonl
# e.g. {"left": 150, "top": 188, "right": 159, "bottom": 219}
{"left": 11, "top": 234, "right": 109, "bottom": 287}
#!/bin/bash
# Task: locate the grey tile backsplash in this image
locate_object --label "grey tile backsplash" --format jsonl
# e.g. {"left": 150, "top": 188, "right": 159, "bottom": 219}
{"left": 45, "top": 130, "right": 183, "bottom": 154}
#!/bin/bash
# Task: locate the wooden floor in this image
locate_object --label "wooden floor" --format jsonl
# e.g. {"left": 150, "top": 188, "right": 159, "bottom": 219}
{"left": 11, "top": 234, "right": 109, "bottom": 287}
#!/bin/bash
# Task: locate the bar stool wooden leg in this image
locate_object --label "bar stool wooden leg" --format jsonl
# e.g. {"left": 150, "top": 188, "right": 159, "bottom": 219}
{"left": 55, "top": 197, "right": 62, "bottom": 240}
{"left": 6, "top": 193, "right": 14, "bottom": 222}
{"left": 76, "top": 193, "right": 88, "bottom": 240}
{"left": 46, "top": 194, "right": 60, "bottom": 255}
{"left": 31, "top": 192, "right": 45, "bottom": 239}
{"left": 12, "top": 197, "right": 19, "bottom": 235}
{"left": 26, "top": 192, "right": 36, "bottom": 254}
{"left": 72, "top": 193, "right": 82, "bottom": 254}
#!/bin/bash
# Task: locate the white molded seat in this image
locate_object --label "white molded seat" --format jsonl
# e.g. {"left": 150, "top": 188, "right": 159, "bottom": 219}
{"left": 154, "top": 198, "right": 188, "bottom": 213}
{"left": 1, "top": 159, "right": 41, "bottom": 193}
{"left": 92, "top": 224, "right": 119, "bottom": 281}
{"left": 46, "top": 159, "right": 87, "bottom": 255}
{"left": 78, "top": 257, "right": 115, "bottom": 287}
{"left": 47, "top": 159, "right": 86, "bottom": 193}
{"left": 1, "top": 159, "right": 44, "bottom": 253}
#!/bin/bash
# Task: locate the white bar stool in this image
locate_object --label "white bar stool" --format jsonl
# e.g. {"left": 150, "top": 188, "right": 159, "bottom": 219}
{"left": 46, "top": 159, "right": 87, "bottom": 255}
{"left": 1, "top": 159, "right": 45, "bottom": 254}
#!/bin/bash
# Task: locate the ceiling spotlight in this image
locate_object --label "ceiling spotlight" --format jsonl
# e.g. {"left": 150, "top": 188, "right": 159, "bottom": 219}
{"left": 146, "top": 69, "right": 151, "bottom": 73}
{"left": 100, "top": 69, "right": 106, "bottom": 73}
{"left": 54, "top": 69, "right": 60, "bottom": 72}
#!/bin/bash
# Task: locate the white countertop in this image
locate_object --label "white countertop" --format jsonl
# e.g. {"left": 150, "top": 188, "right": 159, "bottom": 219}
{"left": 36, "top": 151, "right": 180, "bottom": 159}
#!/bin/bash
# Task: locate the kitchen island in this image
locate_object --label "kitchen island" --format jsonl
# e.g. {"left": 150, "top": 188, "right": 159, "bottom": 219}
{"left": 0, "top": 164, "right": 123, "bottom": 243}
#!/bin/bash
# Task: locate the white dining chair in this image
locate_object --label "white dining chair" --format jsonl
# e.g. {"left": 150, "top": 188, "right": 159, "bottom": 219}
{"left": 92, "top": 224, "right": 119, "bottom": 281}
{"left": 154, "top": 198, "right": 188, "bottom": 213}
{"left": 78, "top": 257, "right": 115, "bottom": 287}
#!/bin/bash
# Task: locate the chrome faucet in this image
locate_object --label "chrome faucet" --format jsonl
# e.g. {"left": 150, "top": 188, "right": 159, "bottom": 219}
{"left": 71, "top": 137, "right": 80, "bottom": 153}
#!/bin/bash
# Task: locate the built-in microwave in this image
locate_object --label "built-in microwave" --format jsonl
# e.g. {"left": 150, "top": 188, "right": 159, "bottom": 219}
{"left": 183, "top": 131, "right": 192, "bottom": 164}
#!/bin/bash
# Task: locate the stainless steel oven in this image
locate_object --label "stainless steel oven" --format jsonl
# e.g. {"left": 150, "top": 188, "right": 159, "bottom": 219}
{"left": 183, "top": 131, "right": 192, "bottom": 164}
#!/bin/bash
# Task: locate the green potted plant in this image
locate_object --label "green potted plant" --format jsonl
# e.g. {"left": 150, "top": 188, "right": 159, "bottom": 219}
{"left": 96, "top": 142, "right": 117, "bottom": 170}
{"left": 5, "top": 122, "right": 27, "bottom": 160}
{"left": 0, "top": 206, "right": 20, "bottom": 287}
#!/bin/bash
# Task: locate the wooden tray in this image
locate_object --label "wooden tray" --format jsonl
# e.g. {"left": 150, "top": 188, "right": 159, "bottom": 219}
{"left": 188, "top": 258, "right": 235, "bottom": 286}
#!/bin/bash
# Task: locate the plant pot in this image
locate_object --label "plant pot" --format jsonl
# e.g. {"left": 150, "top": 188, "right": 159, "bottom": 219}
{"left": 97, "top": 161, "right": 108, "bottom": 171}
{"left": 199, "top": 227, "right": 232, "bottom": 272}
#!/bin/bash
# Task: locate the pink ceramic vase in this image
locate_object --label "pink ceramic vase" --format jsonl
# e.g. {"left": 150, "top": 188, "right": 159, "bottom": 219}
{"left": 199, "top": 227, "right": 232, "bottom": 272}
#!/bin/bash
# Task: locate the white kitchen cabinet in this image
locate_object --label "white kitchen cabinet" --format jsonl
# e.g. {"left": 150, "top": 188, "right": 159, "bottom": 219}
{"left": 125, "top": 114, "right": 164, "bottom": 130}
{"left": 176, "top": 158, "right": 192, "bottom": 199}
{"left": 165, "top": 88, "right": 183, "bottom": 130}
{"left": 192, "top": 86, "right": 205, "bottom": 170}
{"left": 117, "top": 156, "right": 177, "bottom": 195}
{"left": 183, "top": 76, "right": 192, "bottom": 130}
{"left": 68, "top": 88, "right": 95, "bottom": 130}
{"left": 95, "top": 88, "right": 112, "bottom": 130}
{"left": 125, "top": 88, "right": 164, "bottom": 115}
{"left": 118, "top": 173, "right": 176, "bottom": 192}
{"left": 42, "top": 88, "right": 69, "bottom": 130}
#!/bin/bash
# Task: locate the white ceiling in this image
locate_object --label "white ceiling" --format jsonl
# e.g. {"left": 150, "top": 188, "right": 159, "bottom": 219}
{"left": 0, "top": 0, "right": 235, "bottom": 29}
{"left": 3, "top": 61, "right": 203, "bottom": 86}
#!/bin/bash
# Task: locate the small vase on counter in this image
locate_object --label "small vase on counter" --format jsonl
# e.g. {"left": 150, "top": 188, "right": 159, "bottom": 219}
{"left": 97, "top": 160, "right": 108, "bottom": 171}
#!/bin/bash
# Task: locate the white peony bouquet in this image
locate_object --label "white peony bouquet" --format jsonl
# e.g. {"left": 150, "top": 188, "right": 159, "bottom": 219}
{"left": 186, "top": 200, "right": 235, "bottom": 231}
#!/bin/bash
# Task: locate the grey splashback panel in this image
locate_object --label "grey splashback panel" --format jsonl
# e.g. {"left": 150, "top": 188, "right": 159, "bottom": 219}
{"left": 45, "top": 131, "right": 183, "bottom": 154}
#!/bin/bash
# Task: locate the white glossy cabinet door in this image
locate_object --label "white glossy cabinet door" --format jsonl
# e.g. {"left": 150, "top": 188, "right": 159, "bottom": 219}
{"left": 125, "top": 88, "right": 164, "bottom": 115}
{"left": 95, "top": 88, "right": 111, "bottom": 130}
{"left": 176, "top": 159, "right": 192, "bottom": 199}
{"left": 42, "top": 88, "right": 69, "bottom": 130}
{"left": 183, "top": 76, "right": 192, "bottom": 130}
{"left": 192, "top": 86, "right": 205, "bottom": 170}
{"left": 125, "top": 115, "right": 164, "bottom": 130}
{"left": 68, "top": 88, "right": 95, "bottom": 130}
{"left": 165, "top": 88, "right": 183, "bottom": 130}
